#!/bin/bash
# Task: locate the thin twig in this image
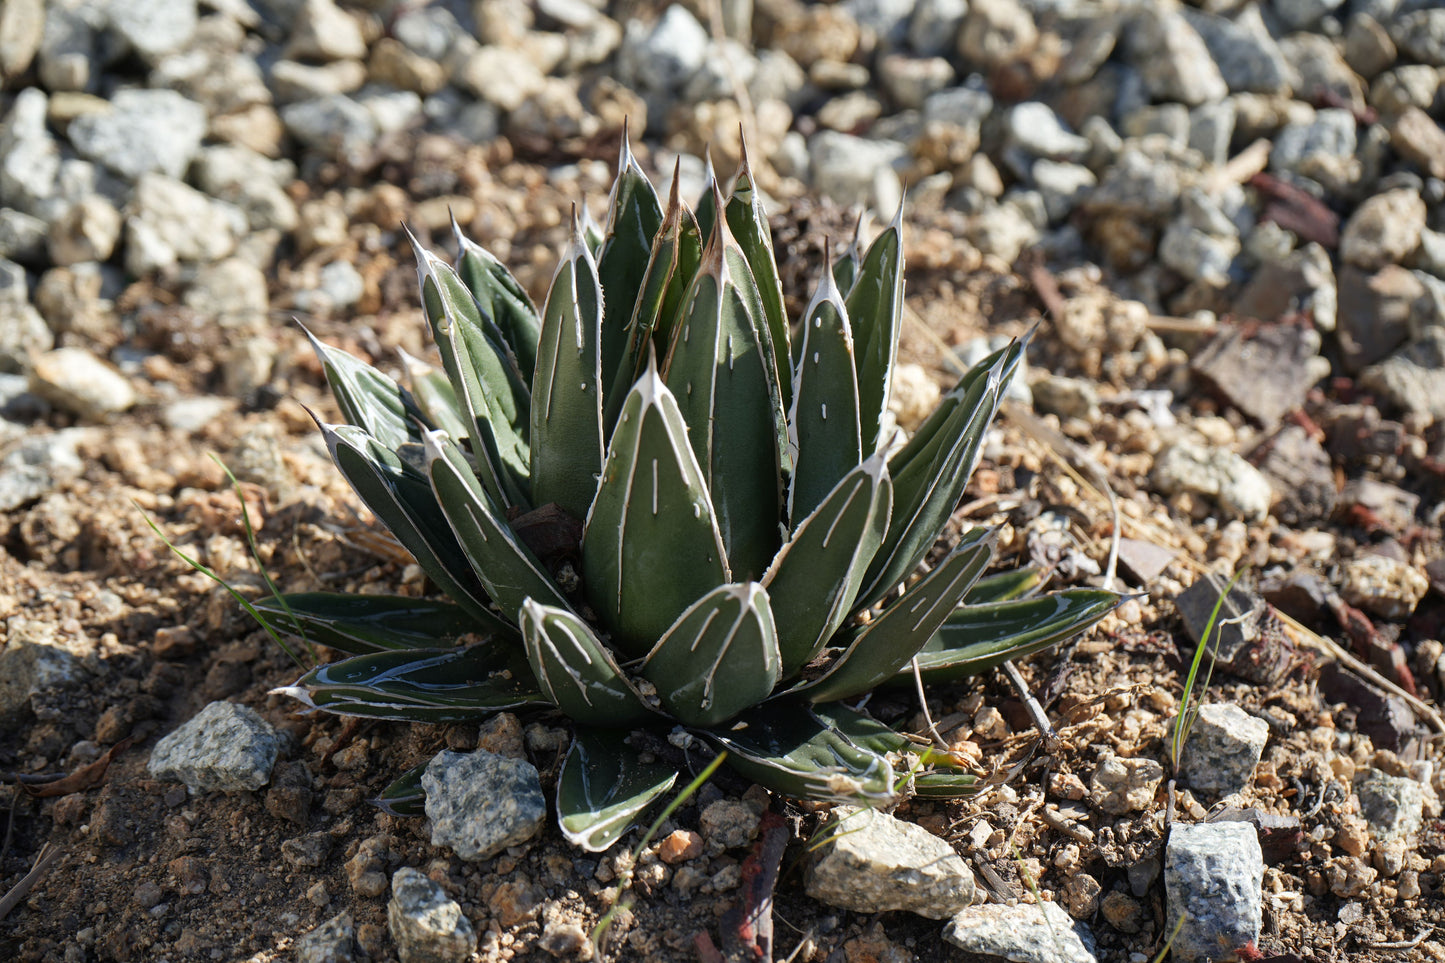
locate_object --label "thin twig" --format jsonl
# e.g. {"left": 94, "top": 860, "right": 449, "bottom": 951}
{"left": 0, "top": 843, "right": 62, "bottom": 923}
{"left": 1001, "top": 661, "right": 1057, "bottom": 749}
{"left": 1368, "top": 927, "right": 1435, "bottom": 950}
{"left": 1275, "top": 609, "right": 1445, "bottom": 735}
{"left": 911, "top": 657, "right": 950, "bottom": 750}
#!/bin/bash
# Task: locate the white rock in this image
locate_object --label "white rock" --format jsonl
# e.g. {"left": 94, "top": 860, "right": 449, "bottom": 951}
{"left": 1152, "top": 440, "right": 1273, "bottom": 521}
{"left": 806, "top": 806, "right": 975, "bottom": 919}
{"left": 67, "top": 89, "right": 207, "bottom": 182}
{"left": 286, "top": 0, "right": 368, "bottom": 62}
{"left": 423, "top": 750, "right": 546, "bottom": 861}
{"left": 105, "top": 0, "right": 197, "bottom": 63}
{"left": 1180, "top": 703, "right": 1270, "bottom": 797}
{"left": 48, "top": 195, "right": 121, "bottom": 266}
{"left": 387, "top": 868, "right": 476, "bottom": 963}
{"left": 945, "top": 901, "right": 1098, "bottom": 963}
{"left": 27, "top": 347, "right": 136, "bottom": 420}
{"left": 125, "top": 173, "right": 244, "bottom": 274}
{"left": 1340, "top": 554, "right": 1429, "bottom": 620}
{"left": 0, "top": 617, "right": 84, "bottom": 716}
{"left": 1340, "top": 188, "right": 1427, "bottom": 271}
{"left": 1166, "top": 823, "right": 1263, "bottom": 963}
{"left": 147, "top": 701, "right": 283, "bottom": 793}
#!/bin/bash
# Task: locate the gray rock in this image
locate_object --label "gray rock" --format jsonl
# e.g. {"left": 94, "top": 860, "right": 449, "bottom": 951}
{"left": 37, "top": 1, "right": 98, "bottom": 92}
{"left": 1083, "top": 147, "right": 1181, "bottom": 219}
{"left": 294, "top": 260, "right": 364, "bottom": 315}
{"left": 281, "top": 95, "right": 379, "bottom": 167}
{"left": 1346, "top": 13, "right": 1397, "bottom": 80}
{"left": 1340, "top": 554, "right": 1429, "bottom": 620}
{"left": 27, "top": 347, "right": 135, "bottom": 420}
{"left": 182, "top": 257, "right": 270, "bottom": 327}
{"left": 355, "top": 88, "right": 424, "bottom": 138}
{"left": 127, "top": 174, "right": 245, "bottom": 276}
{"left": 1354, "top": 768, "right": 1425, "bottom": 840}
{"left": 809, "top": 131, "right": 908, "bottom": 212}
{"left": 106, "top": 0, "right": 197, "bottom": 63}
{"left": 944, "top": 901, "right": 1098, "bottom": 963}
{"left": 617, "top": 5, "right": 708, "bottom": 93}
{"left": 454, "top": 46, "right": 545, "bottom": 112}
{"left": 1392, "top": 9, "right": 1445, "bottom": 66}
{"left": 922, "top": 84, "right": 993, "bottom": 132}
{"left": 0, "top": 89, "right": 60, "bottom": 216}
{"left": 685, "top": 39, "right": 758, "bottom": 103}
{"left": 193, "top": 146, "right": 299, "bottom": 233}
{"left": 0, "top": 428, "right": 88, "bottom": 510}
{"left": 805, "top": 806, "right": 975, "bottom": 919}
{"left": 1180, "top": 704, "right": 1270, "bottom": 797}
{"left": 1152, "top": 441, "right": 1273, "bottom": 522}
{"left": 68, "top": 89, "right": 207, "bottom": 182}
{"left": 1006, "top": 102, "right": 1090, "bottom": 162}
{"left": 843, "top": 0, "right": 914, "bottom": 46}
{"left": 394, "top": 5, "right": 462, "bottom": 60}
{"left": 1337, "top": 265, "right": 1421, "bottom": 373}
{"left": 423, "top": 749, "right": 546, "bottom": 861}
{"left": 162, "top": 397, "right": 235, "bottom": 433}
{"left": 1031, "top": 374, "right": 1100, "bottom": 421}
{"left": 1089, "top": 755, "right": 1164, "bottom": 814}
{"left": 1159, "top": 219, "right": 1240, "bottom": 287}
{"left": 286, "top": 0, "right": 368, "bottom": 62}
{"left": 1271, "top": 109, "right": 1357, "bottom": 182}
{"left": 1191, "top": 323, "right": 1321, "bottom": 429}
{"left": 1183, "top": 5, "right": 1294, "bottom": 94}
{"left": 908, "top": 0, "right": 968, "bottom": 57}
{"left": 876, "top": 54, "right": 954, "bottom": 110}
{"left": 1189, "top": 101, "right": 1236, "bottom": 167}
{"left": 0, "top": 0, "right": 44, "bottom": 82}
{"left": 151, "top": 32, "right": 272, "bottom": 116}
{"left": 48, "top": 196, "right": 122, "bottom": 267}
{"left": 1340, "top": 188, "right": 1426, "bottom": 270}
{"left": 0, "top": 209, "right": 47, "bottom": 264}
{"left": 1125, "top": 6, "right": 1227, "bottom": 106}
{"left": 1122, "top": 103, "right": 1190, "bottom": 145}
{"left": 1369, "top": 65, "right": 1441, "bottom": 116}
{"left": 271, "top": 59, "right": 368, "bottom": 104}
{"left": 1031, "top": 160, "right": 1096, "bottom": 223}
{"left": 1280, "top": 34, "right": 1366, "bottom": 108}
{"left": 387, "top": 868, "right": 477, "bottom": 963}
{"left": 958, "top": 0, "right": 1036, "bottom": 70}
{"left": 1274, "top": 0, "right": 1344, "bottom": 30}
{"left": 1166, "top": 822, "right": 1263, "bottom": 963}
{"left": 147, "top": 701, "right": 283, "bottom": 793}
{"left": 967, "top": 201, "right": 1040, "bottom": 263}
{"left": 1359, "top": 329, "right": 1445, "bottom": 419}
{"left": 0, "top": 616, "right": 85, "bottom": 716}
{"left": 296, "top": 911, "right": 356, "bottom": 963}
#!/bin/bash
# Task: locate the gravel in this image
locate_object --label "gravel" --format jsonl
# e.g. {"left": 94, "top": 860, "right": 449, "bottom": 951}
{"left": 1165, "top": 822, "right": 1264, "bottom": 963}
{"left": 422, "top": 749, "right": 547, "bottom": 861}
{"left": 146, "top": 701, "right": 283, "bottom": 793}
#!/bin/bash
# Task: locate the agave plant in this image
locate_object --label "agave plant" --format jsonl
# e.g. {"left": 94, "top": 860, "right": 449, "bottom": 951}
{"left": 256, "top": 138, "right": 1119, "bottom": 851}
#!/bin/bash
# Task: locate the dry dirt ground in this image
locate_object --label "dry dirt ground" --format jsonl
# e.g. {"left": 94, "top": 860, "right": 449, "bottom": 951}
{"left": 2, "top": 146, "right": 1444, "bottom": 963}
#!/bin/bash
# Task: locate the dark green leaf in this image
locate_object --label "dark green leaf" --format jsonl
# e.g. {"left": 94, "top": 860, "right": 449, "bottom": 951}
{"left": 963, "top": 567, "right": 1045, "bottom": 605}
{"left": 320, "top": 422, "right": 513, "bottom": 637}
{"left": 700, "top": 702, "right": 901, "bottom": 802}
{"left": 904, "top": 590, "right": 1123, "bottom": 683}
{"left": 520, "top": 599, "right": 654, "bottom": 727}
{"left": 302, "top": 327, "right": 427, "bottom": 451}
{"left": 453, "top": 217, "right": 543, "bottom": 381}
{"left": 425, "top": 431, "right": 572, "bottom": 620}
{"left": 372, "top": 761, "right": 428, "bottom": 815}
{"left": 557, "top": 730, "right": 679, "bottom": 852}
{"left": 641, "top": 583, "right": 781, "bottom": 728}
{"left": 859, "top": 344, "right": 1017, "bottom": 606}
{"left": 412, "top": 232, "right": 532, "bottom": 509}
{"left": 724, "top": 152, "right": 790, "bottom": 410}
{"left": 597, "top": 134, "right": 664, "bottom": 390}
{"left": 252, "top": 593, "right": 485, "bottom": 654}
{"left": 795, "top": 528, "right": 997, "bottom": 704}
{"left": 763, "top": 454, "right": 891, "bottom": 677}
{"left": 399, "top": 348, "right": 471, "bottom": 443}
{"left": 531, "top": 218, "right": 605, "bottom": 518}
{"left": 276, "top": 644, "right": 547, "bottom": 722}
{"left": 663, "top": 207, "right": 783, "bottom": 581}
{"left": 581, "top": 359, "right": 729, "bottom": 657}
{"left": 844, "top": 207, "right": 903, "bottom": 454}
{"left": 787, "top": 267, "right": 862, "bottom": 525}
